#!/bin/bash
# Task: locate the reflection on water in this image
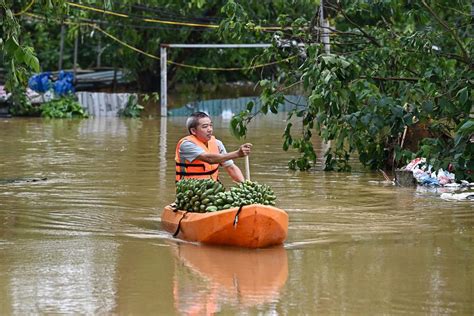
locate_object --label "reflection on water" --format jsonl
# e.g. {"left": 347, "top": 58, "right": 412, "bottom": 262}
{"left": 172, "top": 243, "right": 288, "bottom": 314}
{"left": 0, "top": 116, "right": 473, "bottom": 314}
{"left": 2, "top": 238, "right": 118, "bottom": 314}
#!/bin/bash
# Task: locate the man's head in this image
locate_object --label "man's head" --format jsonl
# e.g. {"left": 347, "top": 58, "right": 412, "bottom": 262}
{"left": 186, "top": 112, "right": 213, "bottom": 143}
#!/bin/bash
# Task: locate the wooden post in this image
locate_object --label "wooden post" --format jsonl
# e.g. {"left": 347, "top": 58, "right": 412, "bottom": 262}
{"left": 58, "top": 23, "right": 65, "bottom": 70}
{"left": 96, "top": 34, "right": 102, "bottom": 68}
{"left": 73, "top": 31, "right": 79, "bottom": 83}
{"left": 160, "top": 46, "right": 167, "bottom": 117}
{"left": 244, "top": 156, "right": 250, "bottom": 181}
{"left": 113, "top": 68, "right": 117, "bottom": 93}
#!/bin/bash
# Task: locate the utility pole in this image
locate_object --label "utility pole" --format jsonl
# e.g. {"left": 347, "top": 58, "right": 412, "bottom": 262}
{"left": 320, "top": 0, "right": 330, "bottom": 54}
{"left": 160, "top": 46, "right": 167, "bottom": 117}
{"left": 320, "top": 0, "right": 332, "bottom": 156}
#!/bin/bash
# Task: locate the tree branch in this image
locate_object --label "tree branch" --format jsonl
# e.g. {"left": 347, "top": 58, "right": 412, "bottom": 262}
{"left": 361, "top": 76, "right": 419, "bottom": 82}
{"left": 421, "top": 0, "right": 470, "bottom": 63}
{"left": 278, "top": 80, "right": 303, "bottom": 92}
{"left": 333, "top": 2, "right": 382, "bottom": 47}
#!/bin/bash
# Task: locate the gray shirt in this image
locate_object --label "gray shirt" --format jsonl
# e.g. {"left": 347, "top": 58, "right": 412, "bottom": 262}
{"left": 179, "top": 139, "right": 234, "bottom": 168}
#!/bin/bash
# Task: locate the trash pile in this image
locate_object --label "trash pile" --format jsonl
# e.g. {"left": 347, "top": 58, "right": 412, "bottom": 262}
{"left": 400, "top": 158, "right": 473, "bottom": 201}
{"left": 0, "top": 85, "right": 43, "bottom": 104}
{"left": 440, "top": 192, "right": 474, "bottom": 201}
{"left": 403, "top": 157, "right": 456, "bottom": 186}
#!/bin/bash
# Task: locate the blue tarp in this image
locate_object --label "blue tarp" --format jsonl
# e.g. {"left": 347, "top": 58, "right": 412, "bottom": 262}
{"left": 28, "top": 72, "right": 52, "bottom": 93}
{"left": 28, "top": 71, "right": 74, "bottom": 96}
{"left": 53, "top": 71, "right": 75, "bottom": 96}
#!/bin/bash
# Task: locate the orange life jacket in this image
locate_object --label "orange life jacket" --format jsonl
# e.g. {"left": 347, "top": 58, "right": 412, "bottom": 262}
{"left": 175, "top": 135, "right": 220, "bottom": 181}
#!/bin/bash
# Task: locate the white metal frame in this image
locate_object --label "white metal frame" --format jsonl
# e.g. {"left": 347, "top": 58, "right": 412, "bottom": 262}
{"left": 159, "top": 20, "right": 330, "bottom": 117}
{"left": 160, "top": 43, "right": 271, "bottom": 116}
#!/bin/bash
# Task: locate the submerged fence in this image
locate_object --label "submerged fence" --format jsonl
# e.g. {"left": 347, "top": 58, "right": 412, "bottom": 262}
{"left": 76, "top": 92, "right": 135, "bottom": 117}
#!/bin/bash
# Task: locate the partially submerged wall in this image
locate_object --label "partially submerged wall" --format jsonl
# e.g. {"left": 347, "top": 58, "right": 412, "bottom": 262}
{"left": 76, "top": 92, "right": 136, "bottom": 117}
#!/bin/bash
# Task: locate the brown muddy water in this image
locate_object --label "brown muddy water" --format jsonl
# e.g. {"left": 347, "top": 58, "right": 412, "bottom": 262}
{"left": 0, "top": 116, "right": 473, "bottom": 315}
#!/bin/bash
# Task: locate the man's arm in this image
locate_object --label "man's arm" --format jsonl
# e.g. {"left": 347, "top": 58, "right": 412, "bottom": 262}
{"left": 224, "top": 164, "right": 245, "bottom": 182}
{"left": 196, "top": 143, "right": 252, "bottom": 165}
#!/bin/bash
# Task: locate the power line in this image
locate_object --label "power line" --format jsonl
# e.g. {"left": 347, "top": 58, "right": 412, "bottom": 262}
{"left": 69, "top": 16, "right": 216, "bottom": 32}
{"left": 67, "top": 2, "right": 220, "bottom": 29}
{"left": 130, "top": 3, "right": 223, "bottom": 23}
{"left": 24, "top": 13, "right": 299, "bottom": 72}
{"left": 66, "top": 1, "right": 284, "bottom": 30}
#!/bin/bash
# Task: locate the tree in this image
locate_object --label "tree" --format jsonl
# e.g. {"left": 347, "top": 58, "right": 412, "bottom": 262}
{"left": 1, "top": 0, "right": 40, "bottom": 91}
{"left": 1, "top": 0, "right": 69, "bottom": 113}
{"left": 2, "top": 1, "right": 472, "bottom": 182}
{"left": 226, "top": 0, "right": 473, "bottom": 181}
{"left": 3, "top": 0, "right": 315, "bottom": 92}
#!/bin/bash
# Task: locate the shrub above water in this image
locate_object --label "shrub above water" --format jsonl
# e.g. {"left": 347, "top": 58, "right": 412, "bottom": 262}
{"left": 40, "top": 96, "right": 88, "bottom": 118}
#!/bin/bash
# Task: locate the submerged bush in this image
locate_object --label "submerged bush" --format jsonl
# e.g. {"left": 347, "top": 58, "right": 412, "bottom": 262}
{"left": 118, "top": 95, "right": 143, "bottom": 118}
{"left": 40, "top": 96, "right": 88, "bottom": 118}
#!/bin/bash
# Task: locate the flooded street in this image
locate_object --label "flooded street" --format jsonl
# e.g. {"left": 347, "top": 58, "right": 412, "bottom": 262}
{"left": 0, "top": 116, "right": 473, "bottom": 315}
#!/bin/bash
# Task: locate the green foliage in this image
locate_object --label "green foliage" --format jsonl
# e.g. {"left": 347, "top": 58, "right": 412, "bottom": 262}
{"left": 141, "top": 92, "right": 160, "bottom": 103}
{"left": 1, "top": 0, "right": 70, "bottom": 103}
{"left": 4, "top": 0, "right": 317, "bottom": 92}
{"left": 225, "top": 0, "right": 473, "bottom": 180}
{"left": 1, "top": 0, "right": 39, "bottom": 92}
{"left": 40, "top": 96, "right": 88, "bottom": 118}
{"left": 418, "top": 118, "right": 474, "bottom": 182}
{"left": 3, "top": 1, "right": 472, "bottom": 180}
{"left": 118, "top": 95, "right": 144, "bottom": 118}
{"left": 7, "top": 86, "right": 39, "bottom": 116}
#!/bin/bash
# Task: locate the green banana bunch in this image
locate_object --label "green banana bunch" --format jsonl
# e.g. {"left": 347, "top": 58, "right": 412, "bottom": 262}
{"left": 175, "top": 179, "right": 225, "bottom": 212}
{"left": 174, "top": 179, "right": 276, "bottom": 213}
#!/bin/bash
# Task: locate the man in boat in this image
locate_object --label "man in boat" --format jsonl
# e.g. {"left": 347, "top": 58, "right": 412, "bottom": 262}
{"left": 175, "top": 111, "right": 252, "bottom": 183}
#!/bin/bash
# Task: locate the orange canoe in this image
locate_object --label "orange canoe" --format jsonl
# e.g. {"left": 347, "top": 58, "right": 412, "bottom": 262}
{"left": 161, "top": 204, "right": 288, "bottom": 248}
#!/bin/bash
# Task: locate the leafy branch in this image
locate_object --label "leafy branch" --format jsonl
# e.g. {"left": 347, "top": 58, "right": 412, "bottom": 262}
{"left": 421, "top": 0, "right": 470, "bottom": 64}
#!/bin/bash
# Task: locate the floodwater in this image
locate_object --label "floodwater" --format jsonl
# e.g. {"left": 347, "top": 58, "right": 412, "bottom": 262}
{"left": 0, "top": 116, "right": 473, "bottom": 315}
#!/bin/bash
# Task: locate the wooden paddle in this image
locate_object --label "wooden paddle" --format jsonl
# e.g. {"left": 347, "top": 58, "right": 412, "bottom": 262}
{"left": 245, "top": 155, "right": 250, "bottom": 181}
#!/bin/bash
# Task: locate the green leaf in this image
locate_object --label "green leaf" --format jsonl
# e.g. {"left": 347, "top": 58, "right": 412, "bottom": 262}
{"left": 22, "top": 48, "right": 40, "bottom": 72}
{"left": 246, "top": 101, "right": 254, "bottom": 112}
{"left": 391, "top": 105, "right": 404, "bottom": 118}
{"left": 340, "top": 59, "right": 350, "bottom": 68}
{"left": 438, "top": 97, "right": 449, "bottom": 112}
{"left": 361, "top": 114, "right": 371, "bottom": 126}
{"left": 14, "top": 48, "right": 25, "bottom": 63}
{"left": 421, "top": 100, "right": 433, "bottom": 114}
{"left": 457, "top": 119, "right": 474, "bottom": 135}
{"left": 456, "top": 87, "right": 468, "bottom": 105}
{"left": 5, "top": 37, "right": 20, "bottom": 55}
{"left": 309, "top": 93, "right": 323, "bottom": 109}
{"left": 321, "top": 55, "right": 336, "bottom": 65}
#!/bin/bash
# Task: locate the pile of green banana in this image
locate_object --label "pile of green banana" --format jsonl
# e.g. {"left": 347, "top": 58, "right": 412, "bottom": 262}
{"left": 174, "top": 179, "right": 276, "bottom": 213}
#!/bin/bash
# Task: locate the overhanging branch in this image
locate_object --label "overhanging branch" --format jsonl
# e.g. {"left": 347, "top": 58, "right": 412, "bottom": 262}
{"left": 421, "top": 0, "right": 470, "bottom": 63}
{"left": 332, "top": 2, "right": 382, "bottom": 47}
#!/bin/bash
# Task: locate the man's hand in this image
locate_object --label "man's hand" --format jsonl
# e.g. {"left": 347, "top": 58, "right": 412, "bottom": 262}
{"left": 197, "top": 143, "right": 253, "bottom": 164}
{"left": 238, "top": 143, "right": 252, "bottom": 157}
